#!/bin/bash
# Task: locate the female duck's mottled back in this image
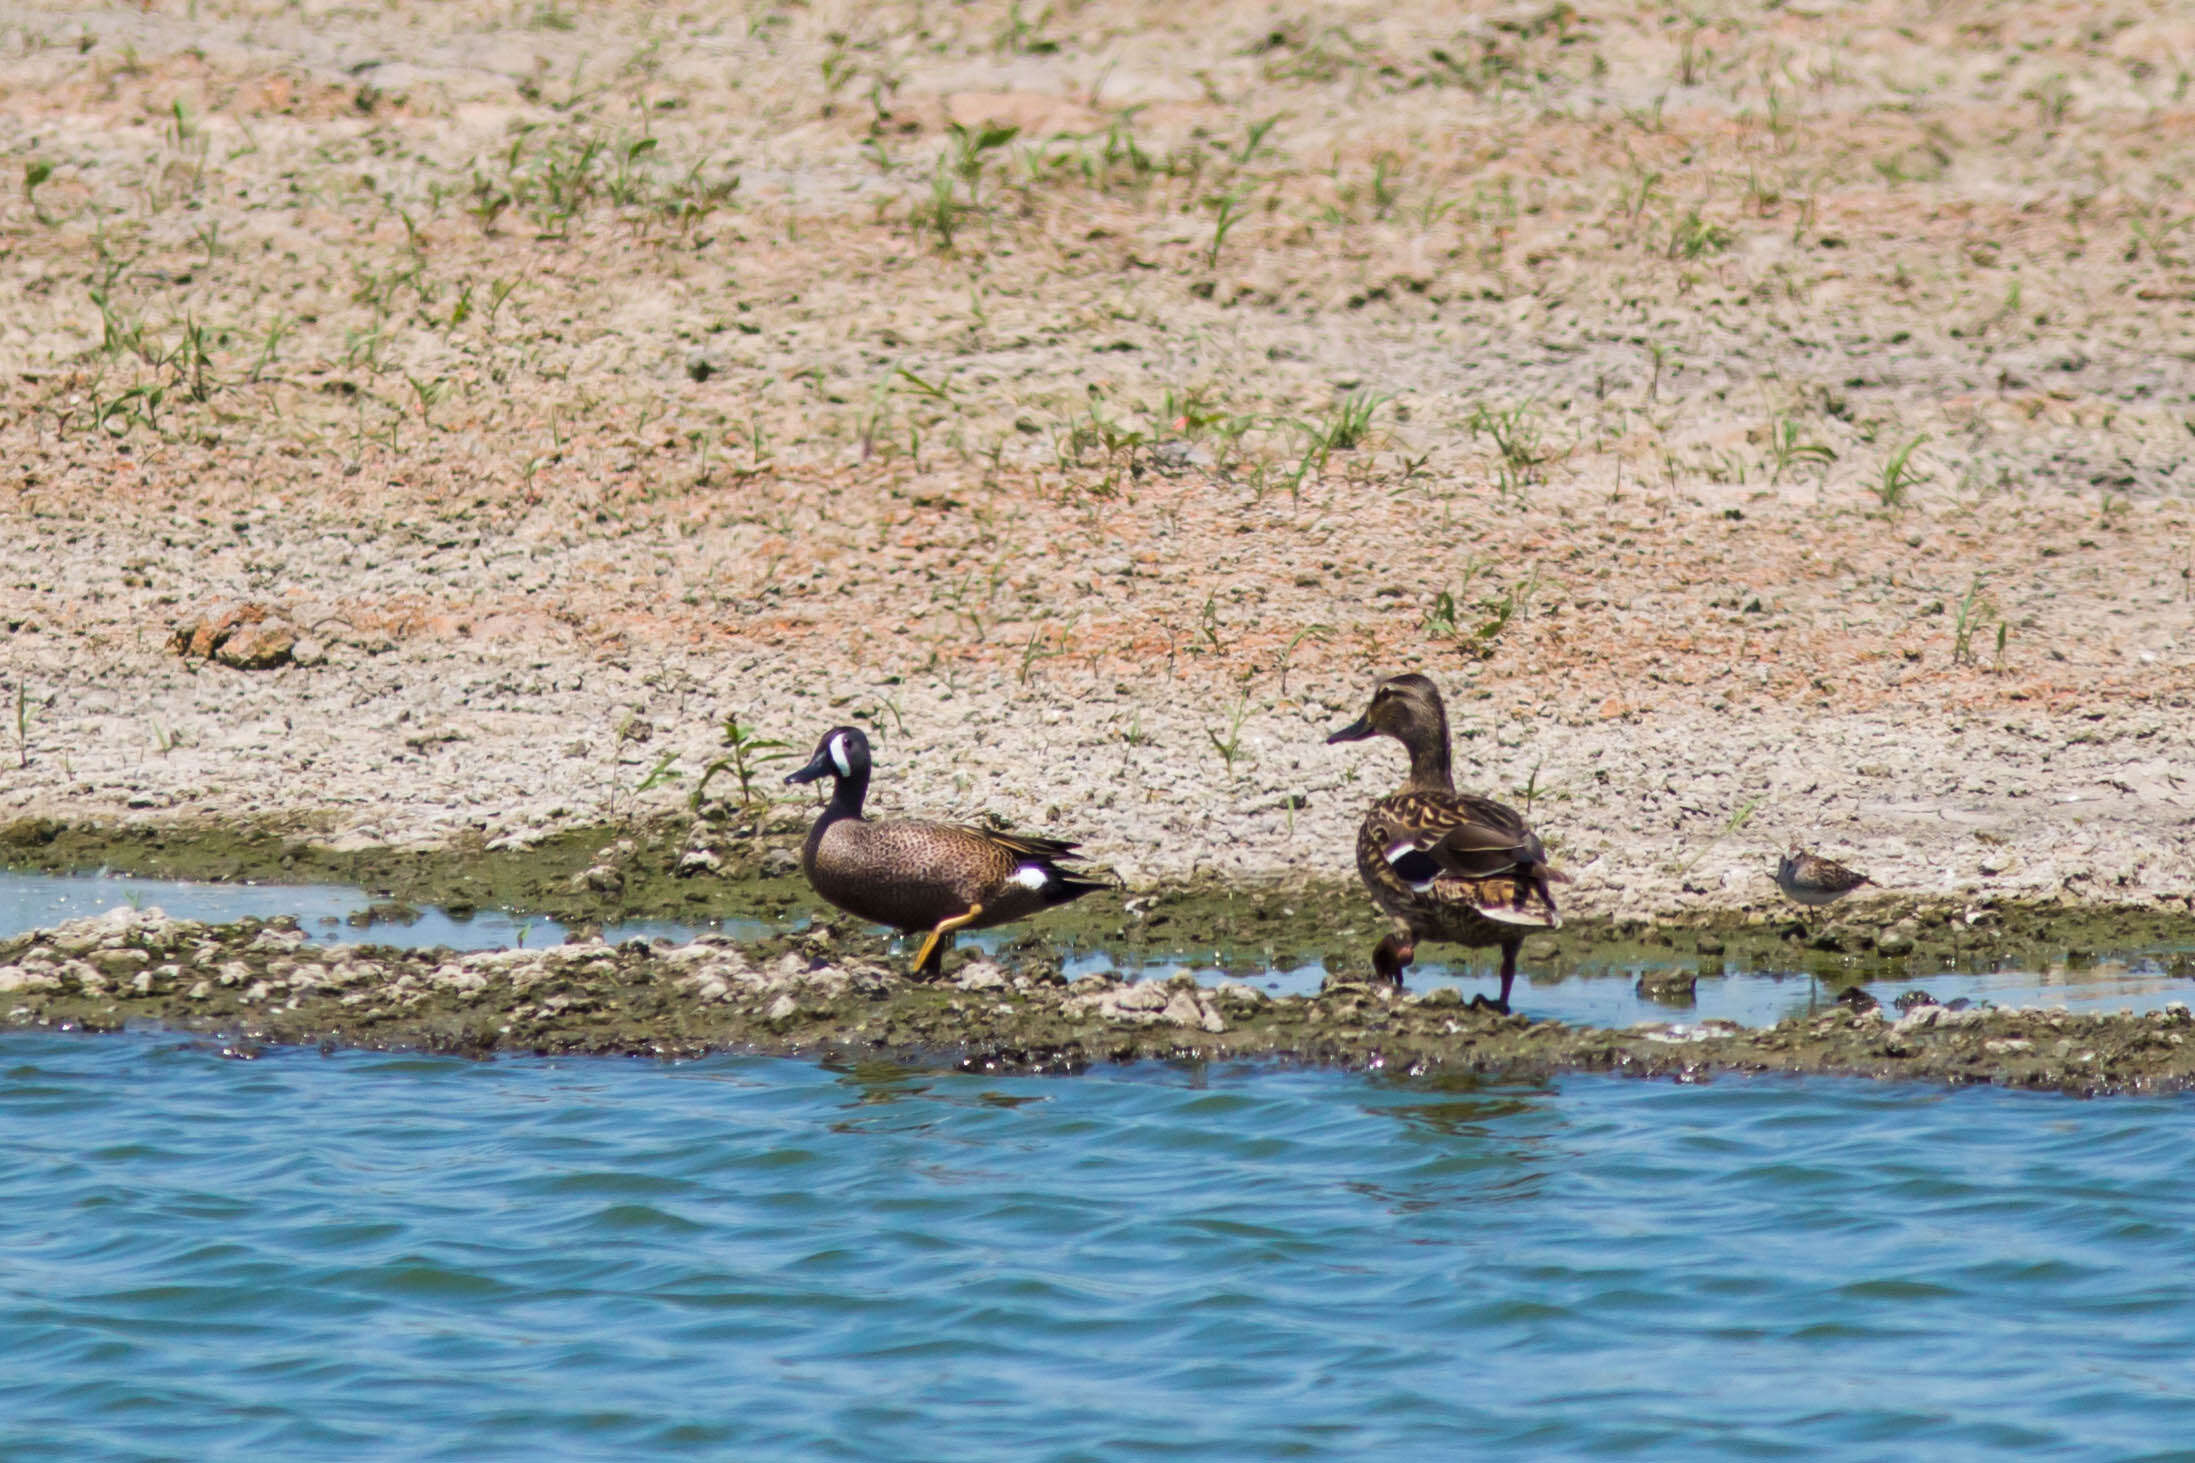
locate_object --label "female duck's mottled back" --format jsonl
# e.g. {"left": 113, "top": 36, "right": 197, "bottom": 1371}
{"left": 785, "top": 726, "right": 1107, "bottom": 975}
{"left": 1326, "top": 673, "right": 1564, "bottom": 1009}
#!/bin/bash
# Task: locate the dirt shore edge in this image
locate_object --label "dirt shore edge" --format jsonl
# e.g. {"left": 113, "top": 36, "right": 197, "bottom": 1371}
{"left": 8, "top": 813, "right": 2195, "bottom": 985}
{"left": 8, "top": 908, "right": 2195, "bottom": 1095}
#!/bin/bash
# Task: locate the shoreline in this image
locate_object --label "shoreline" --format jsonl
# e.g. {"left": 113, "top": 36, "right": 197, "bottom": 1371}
{"left": 4, "top": 0, "right": 2193, "bottom": 999}
{"left": 7, "top": 813, "right": 2195, "bottom": 984}
{"left": 5, "top": 907, "right": 2195, "bottom": 1095}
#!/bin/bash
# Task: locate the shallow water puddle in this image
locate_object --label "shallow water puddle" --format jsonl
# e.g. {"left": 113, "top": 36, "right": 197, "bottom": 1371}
{"left": 1074, "top": 949, "right": 2195, "bottom": 1028}
{"left": 0, "top": 870, "right": 759, "bottom": 952}
{"left": 3, "top": 871, "right": 2189, "bottom": 1032}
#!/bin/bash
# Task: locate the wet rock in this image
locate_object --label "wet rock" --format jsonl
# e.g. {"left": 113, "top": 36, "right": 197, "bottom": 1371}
{"left": 90, "top": 947, "right": 151, "bottom": 978}
{"left": 573, "top": 864, "right": 624, "bottom": 895}
{"left": 0, "top": 966, "right": 59, "bottom": 994}
{"left": 955, "top": 961, "right": 1009, "bottom": 992}
{"left": 1109, "top": 982, "right": 1171, "bottom": 1012}
{"left": 1811, "top": 922, "right": 1870, "bottom": 953}
{"left": 1214, "top": 980, "right": 1269, "bottom": 1010}
{"left": 1159, "top": 989, "right": 1206, "bottom": 1029}
{"left": 1892, "top": 989, "right": 1937, "bottom": 1013}
{"left": 1892, "top": 1004, "right": 1945, "bottom": 1034}
{"left": 1094, "top": 982, "right": 1170, "bottom": 1023}
{"left": 1834, "top": 985, "right": 1881, "bottom": 1012}
{"left": 1636, "top": 970, "right": 1697, "bottom": 1004}
{"left": 676, "top": 848, "right": 723, "bottom": 877}
{"left": 1876, "top": 921, "right": 1920, "bottom": 957}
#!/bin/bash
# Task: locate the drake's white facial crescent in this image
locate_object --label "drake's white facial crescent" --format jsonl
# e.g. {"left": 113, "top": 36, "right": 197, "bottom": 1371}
{"left": 829, "top": 733, "right": 852, "bottom": 778}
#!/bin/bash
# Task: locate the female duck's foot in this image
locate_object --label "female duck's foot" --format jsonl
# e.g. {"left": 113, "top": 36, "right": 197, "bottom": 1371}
{"left": 1371, "top": 933, "right": 1416, "bottom": 986}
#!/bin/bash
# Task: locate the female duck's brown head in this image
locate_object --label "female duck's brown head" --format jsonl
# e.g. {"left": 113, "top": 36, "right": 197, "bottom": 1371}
{"left": 1326, "top": 673, "right": 1453, "bottom": 790}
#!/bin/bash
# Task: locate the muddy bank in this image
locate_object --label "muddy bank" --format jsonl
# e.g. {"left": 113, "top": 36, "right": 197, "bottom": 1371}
{"left": 7, "top": 909, "right": 2195, "bottom": 1095}
{"left": 8, "top": 814, "right": 2195, "bottom": 988}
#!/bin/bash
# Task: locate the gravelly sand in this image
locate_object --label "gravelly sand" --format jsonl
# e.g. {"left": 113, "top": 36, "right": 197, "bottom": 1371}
{"left": 3, "top": 0, "right": 2191, "bottom": 919}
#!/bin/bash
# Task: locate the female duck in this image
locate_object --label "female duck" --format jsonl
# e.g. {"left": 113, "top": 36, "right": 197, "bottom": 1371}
{"left": 1326, "top": 673, "right": 1563, "bottom": 1008}
{"left": 785, "top": 726, "right": 1106, "bottom": 975}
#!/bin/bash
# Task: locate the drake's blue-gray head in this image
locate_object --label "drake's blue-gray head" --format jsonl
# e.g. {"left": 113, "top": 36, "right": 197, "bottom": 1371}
{"left": 786, "top": 725, "right": 872, "bottom": 786}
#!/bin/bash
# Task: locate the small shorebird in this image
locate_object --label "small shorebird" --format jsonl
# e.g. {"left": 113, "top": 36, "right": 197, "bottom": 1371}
{"left": 1326, "top": 673, "right": 1564, "bottom": 1010}
{"left": 1774, "top": 848, "right": 1873, "bottom": 911}
{"left": 785, "top": 726, "right": 1107, "bottom": 976}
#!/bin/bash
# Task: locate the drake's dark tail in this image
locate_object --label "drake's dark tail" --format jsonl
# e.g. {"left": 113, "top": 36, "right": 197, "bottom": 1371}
{"left": 1040, "top": 870, "right": 1113, "bottom": 909}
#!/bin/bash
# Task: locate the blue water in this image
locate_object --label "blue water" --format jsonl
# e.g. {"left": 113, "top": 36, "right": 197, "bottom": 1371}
{"left": 3, "top": 1034, "right": 2194, "bottom": 1460}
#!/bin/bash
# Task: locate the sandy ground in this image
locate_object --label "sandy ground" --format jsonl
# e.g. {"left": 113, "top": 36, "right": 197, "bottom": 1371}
{"left": 3, "top": 0, "right": 2193, "bottom": 919}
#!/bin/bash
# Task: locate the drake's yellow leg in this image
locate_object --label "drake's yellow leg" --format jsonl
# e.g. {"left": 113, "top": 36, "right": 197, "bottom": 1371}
{"left": 911, "top": 904, "right": 984, "bottom": 976}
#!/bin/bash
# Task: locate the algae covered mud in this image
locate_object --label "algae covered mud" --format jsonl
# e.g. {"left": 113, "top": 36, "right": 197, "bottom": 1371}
{"left": 10, "top": 812, "right": 2195, "bottom": 989}
{"left": 9, "top": 901, "right": 2195, "bottom": 1095}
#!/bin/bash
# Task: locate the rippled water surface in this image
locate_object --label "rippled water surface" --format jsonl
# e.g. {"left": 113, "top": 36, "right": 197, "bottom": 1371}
{"left": 5, "top": 1034, "right": 2195, "bottom": 1460}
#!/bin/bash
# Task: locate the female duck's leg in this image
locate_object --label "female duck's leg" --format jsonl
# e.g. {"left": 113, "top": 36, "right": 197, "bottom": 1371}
{"left": 1493, "top": 939, "right": 1519, "bottom": 1012}
{"left": 910, "top": 904, "right": 984, "bottom": 977}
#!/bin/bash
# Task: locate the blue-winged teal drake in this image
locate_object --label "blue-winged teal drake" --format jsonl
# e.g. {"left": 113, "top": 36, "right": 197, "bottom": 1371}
{"left": 1326, "top": 673, "right": 1563, "bottom": 1008}
{"left": 785, "top": 726, "right": 1107, "bottom": 975}
{"left": 1774, "top": 848, "right": 1872, "bottom": 910}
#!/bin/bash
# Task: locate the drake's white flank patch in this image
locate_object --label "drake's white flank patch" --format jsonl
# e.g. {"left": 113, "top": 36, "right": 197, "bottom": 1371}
{"left": 1011, "top": 865, "right": 1050, "bottom": 891}
{"left": 829, "top": 733, "right": 852, "bottom": 778}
